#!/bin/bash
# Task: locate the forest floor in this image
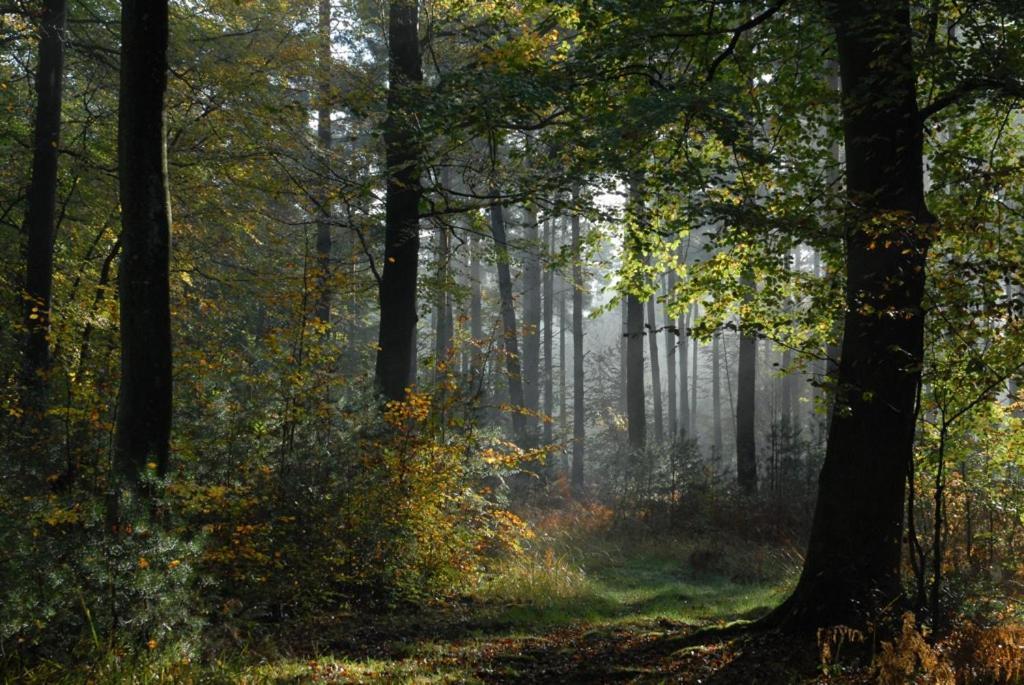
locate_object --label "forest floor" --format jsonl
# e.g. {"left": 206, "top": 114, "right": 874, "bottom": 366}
{"left": 199, "top": 528, "right": 850, "bottom": 684}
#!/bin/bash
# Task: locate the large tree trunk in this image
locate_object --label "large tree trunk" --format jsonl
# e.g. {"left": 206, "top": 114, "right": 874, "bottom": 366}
{"left": 490, "top": 204, "right": 526, "bottom": 443}
{"left": 313, "top": 0, "right": 333, "bottom": 324}
{"left": 543, "top": 219, "right": 555, "bottom": 446}
{"left": 570, "top": 211, "right": 585, "bottom": 493}
{"left": 646, "top": 295, "right": 664, "bottom": 444}
{"left": 770, "top": 0, "right": 931, "bottom": 630}
{"left": 521, "top": 207, "right": 542, "bottom": 445}
{"left": 374, "top": 0, "right": 422, "bottom": 401}
{"left": 115, "top": 0, "right": 173, "bottom": 483}
{"left": 736, "top": 314, "right": 757, "bottom": 495}
{"left": 19, "top": 0, "right": 66, "bottom": 422}
{"left": 664, "top": 274, "right": 678, "bottom": 440}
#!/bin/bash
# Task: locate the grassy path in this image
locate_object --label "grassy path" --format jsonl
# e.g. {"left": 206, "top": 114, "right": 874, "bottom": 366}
{"left": 221, "top": 535, "right": 804, "bottom": 683}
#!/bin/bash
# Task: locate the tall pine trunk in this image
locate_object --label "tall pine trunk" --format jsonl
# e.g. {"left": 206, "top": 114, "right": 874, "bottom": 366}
{"left": 736, "top": 316, "right": 757, "bottom": 495}
{"left": 689, "top": 304, "right": 698, "bottom": 437}
{"left": 664, "top": 274, "right": 678, "bottom": 440}
{"left": 542, "top": 219, "right": 554, "bottom": 446}
{"left": 570, "top": 211, "right": 585, "bottom": 493}
{"left": 770, "top": 0, "right": 931, "bottom": 629}
{"left": 19, "top": 0, "right": 66, "bottom": 422}
{"left": 313, "top": 0, "right": 332, "bottom": 324}
{"left": 115, "top": 0, "right": 173, "bottom": 483}
{"left": 374, "top": 0, "right": 422, "bottom": 401}
{"left": 490, "top": 204, "right": 526, "bottom": 443}
{"left": 712, "top": 332, "right": 723, "bottom": 462}
{"left": 646, "top": 295, "right": 663, "bottom": 444}
{"left": 521, "top": 207, "right": 542, "bottom": 445}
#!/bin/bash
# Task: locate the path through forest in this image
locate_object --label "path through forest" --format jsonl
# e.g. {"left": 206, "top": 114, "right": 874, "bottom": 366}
{"left": 214, "top": 535, "right": 819, "bottom": 683}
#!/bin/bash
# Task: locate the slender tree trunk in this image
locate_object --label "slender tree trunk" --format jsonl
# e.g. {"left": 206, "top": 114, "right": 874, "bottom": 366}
{"left": 374, "top": 0, "right": 422, "bottom": 401}
{"left": 679, "top": 306, "right": 689, "bottom": 436}
{"left": 690, "top": 304, "right": 698, "bottom": 437}
{"left": 737, "top": 307, "right": 757, "bottom": 495}
{"left": 559, "top": 227, "right": 567, "bottom": 439}
{"left": 570, "top": 211, "right": 585, "bottom": 493}
{"left": 646, "top": 296, "right": 664, "bottom": 444}
{"left": 433, "top": 221, "right": 452, "bottom": 381}
{"left": 664, "top": 275, "right": 678, "bottom": 440}
{"left": 522, "top": 207, "right": 542, "bottom": 445}
{"left": 712, "top": 332, "right": 723, "bottom": 462}
{"left": 313, "top": 0, "right": 333, "bottom": 324}
{"left": 543, "top": 219, "right": 554, "bottom": 446}
{"left": 19, "top": 0, "right": 66, "bottom": 424}
{"left": 490, "top": 203, "right": 526, "bottom": 443}
{"left": 115, "top": 0, "right": 173, "bottom": 483}
{"left": 470, "top": 231, "right": 483, "bottom": 389}
{"left": 770, "top": 0, "right": 931, "bottom": 629}
{"left": 626, "top": 292, "right": 646, "bottom": 453}
{"left": 619, "top": 296, "right": 628, "bottom": 415}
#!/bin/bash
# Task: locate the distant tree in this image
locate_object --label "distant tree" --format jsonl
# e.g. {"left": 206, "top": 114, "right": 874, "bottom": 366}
{"left": 646, "top": 295, "right": 664, "bottom": 444}
{"left": 571, "top": 211, "right": 585, "bottom": 493}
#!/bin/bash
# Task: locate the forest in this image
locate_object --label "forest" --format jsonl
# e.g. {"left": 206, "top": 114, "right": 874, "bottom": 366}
{"left": 3, "top": 0, "right": 1024, "bottom": 682}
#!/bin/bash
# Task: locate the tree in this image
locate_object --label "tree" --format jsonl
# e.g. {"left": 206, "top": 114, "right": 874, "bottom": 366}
{"left": 490, "top": 203, "right": 527, "bottom": 443}
{"left": 571, "top": 210, "right": 585, "bottom": 493}
{"left": 114, "top": 0, "right": 173, "bottom": 484}
{"left": 769, "top": 0, "right": 933, "bottom": 629}
{"left": 712, "top": 331, "right": 723, "bottom": 461}
{"left": 19, "top": 0, "right": 66, "bottom": 421}
{"left": 736, "top": 303, "right": 757, "bottom": 495}
{"left": 646, "top": 295, "right": 664, "bottom": 444}
{"left": 542, "top": 218, "right": 555, "bottom": 446}
{"left": 313, "top": 0, "right": 333, "bottom": 325}
{"left": 522, "top": 206, "right": 542, "bottom": 444}
{"left": 664, "top": 273, "right": 678, "bottom": 439}
{"left": 374, "top": 0, "right": 423, "bottom": 401}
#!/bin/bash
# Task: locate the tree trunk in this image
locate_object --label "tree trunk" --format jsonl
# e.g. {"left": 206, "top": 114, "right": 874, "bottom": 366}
{"left": 679, "top": 306, "right": 689, "bottom": 437}
{"left": 626, "top": 292, "right": 646, "bottom": 453}
{"left": 19, "top": 0, "right": 66, "bottom": 422}
{"left": 313, "top": 0, "right": 332, "bottom": 324}
{"left": 469, "top": 231, "right": 483, "bottom": 390}
{"left": 522, "top": 207, "right": 542, "bottom": 445}
{"left": 712, "top": 332, "right": 723, "bottom": 462}
{"left": 115, "top": 0, "right": 173, "bottom": 483}
{"left": 543, "top": 219, "right": 555, "bottom": 446}
{"left": 690, "top": 304, "right": 698, "bottom": 437}
{"left": 664, "top": 274, "right": 678, "bottom": 440}
{"left": 433, "top": 220, "right": 452, "bottom": 381}
{"left": 646, "top": 296, "right": 664, "bottom": 444}
{"left": 490, "top": 203, "right": 526, "bottom": 443}
{"left": 570, "top": 211, "right": 585, "bottom": 493}
{"left": 374, "top": 0, "right": 422, "bottom": 401}
{"left": 619, "top": 296, "right": 628, "bottom": 415}
{"left": 737, "top": 313, "right": 757, "bottom": 495}
{"left": 770, "top": 0, "right": 931, "bottom": 629}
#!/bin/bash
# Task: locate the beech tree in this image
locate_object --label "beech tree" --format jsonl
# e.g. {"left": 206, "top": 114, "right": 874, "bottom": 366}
{"left": 114, "top": 0, "right": 173, "bottom": 483}
{"left": 375, "top": 0, "right": 423, "bottom": 401}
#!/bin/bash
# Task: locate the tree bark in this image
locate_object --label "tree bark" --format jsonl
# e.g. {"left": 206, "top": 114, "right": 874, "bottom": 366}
{"left": 737, "top": 310, "right": 757, "bottom": 495}
{"left": 543, "top": 219, "right": 555, "bottom": 446}
{"left": 521, "top": 207, "right": 542, "bottom": 445}
{"left": 313, "top": 0, "right": 333, "bottom": 324}
{"left": 690, "top": 304, "right": 698, "bottom": 437}
{"left": 626, "top": 292, "right": 646, "bottom": 453}
{"left": 374, "top": 0, "right": 422, "bottom": 401}
{"left": 646, "top": 296, "right": 664, "bottom": 444}
{"left": 570, "top": 211, "right": 585, "bottom": 493}
{"left": 712, "top": 331, "right": 723, "bottom": 462}
{"left": 469, "top": 231, "right": 483, "bottom": 389}
{"left": 114, "top": 0, "right": 173, "bottom": 483}
{"left": 19, "top": 0, "right": 66, "bottom": 421}
{"left": 770, "top": 0, "right": 931, "bottom": 629}
{"left": 664, "top": 274, "right": 677, "bottom": 440}
{"left": 490, "top": 203, "right": 526, "bottom": 443}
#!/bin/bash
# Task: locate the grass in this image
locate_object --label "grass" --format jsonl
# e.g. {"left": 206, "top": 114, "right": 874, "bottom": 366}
{"left": 7, "top": 526, "right": 802, "bottom": 684}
